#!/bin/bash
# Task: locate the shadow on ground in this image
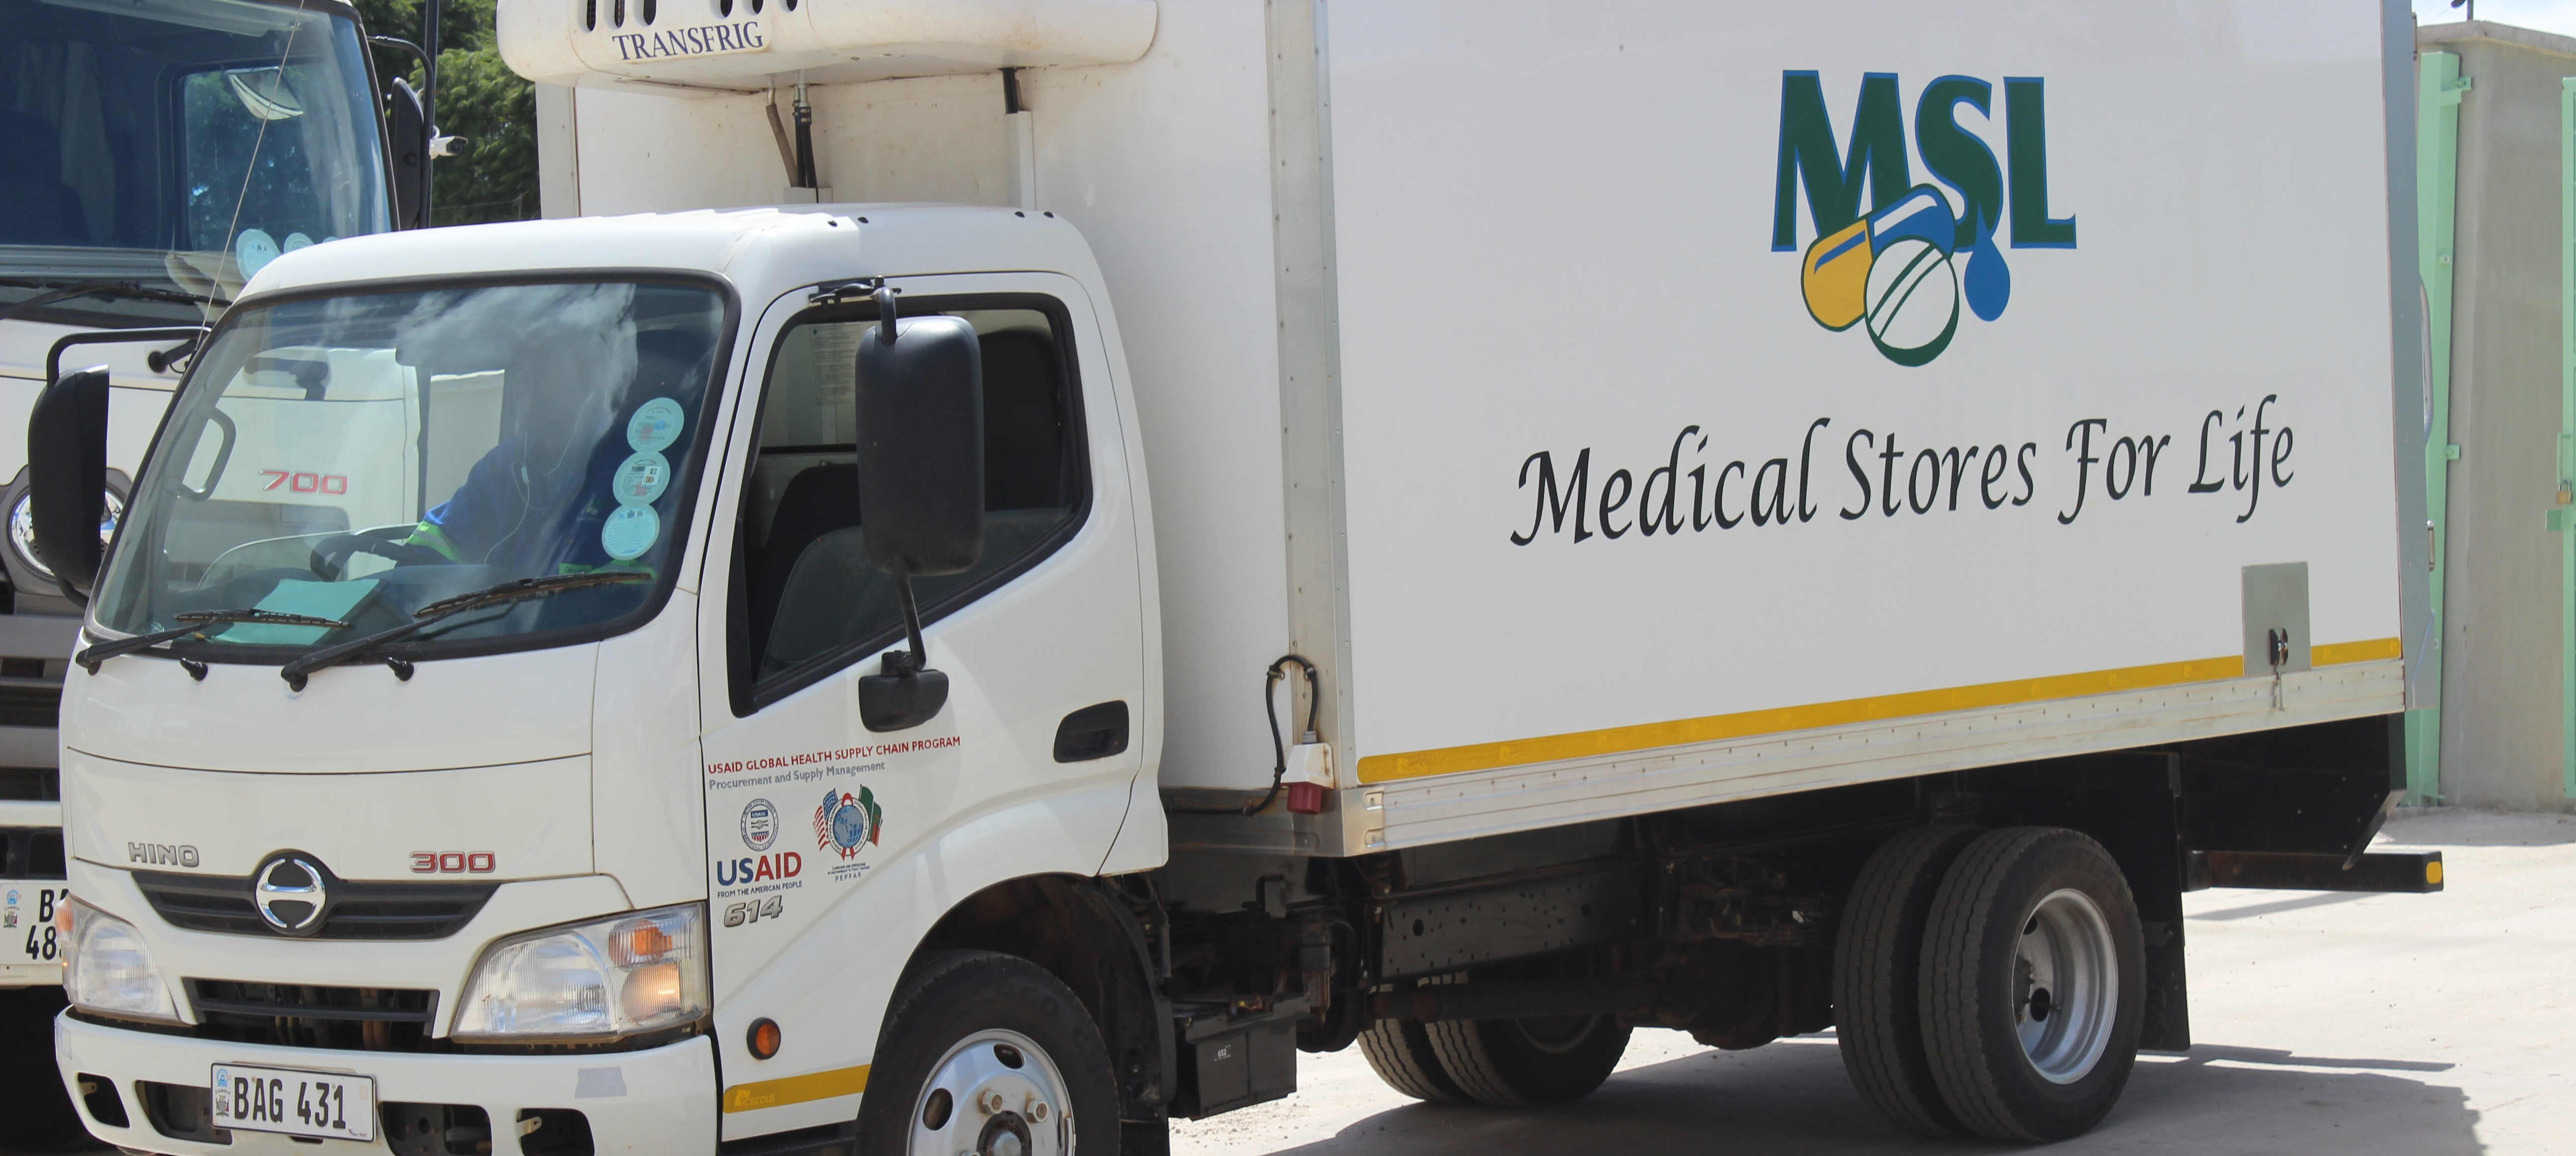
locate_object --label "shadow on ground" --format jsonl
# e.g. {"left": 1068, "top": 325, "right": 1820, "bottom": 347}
{"left": 1257, "top": 1039, "right": 2480, "bottom": 1156}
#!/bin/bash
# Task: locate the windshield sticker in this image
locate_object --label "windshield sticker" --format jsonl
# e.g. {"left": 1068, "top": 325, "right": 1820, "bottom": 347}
{"left": 236, "top": 228, "right": 280, "bottom": 278}
{"left": 600, "top": 505, "right": 659, "bottom": 560}
{"left": 613, "top": 452, "right": 671, "bottom": 506}
{"left": 628, "top": 397, "right": 686, "bottom": 453}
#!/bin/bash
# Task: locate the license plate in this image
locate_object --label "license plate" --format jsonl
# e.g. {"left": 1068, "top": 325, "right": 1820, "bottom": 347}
{"left": 210, "top": 1065, "right": 377, "bottom": 1142}
{"left": 3, "top": 886, "right": 66, "bottom": 965}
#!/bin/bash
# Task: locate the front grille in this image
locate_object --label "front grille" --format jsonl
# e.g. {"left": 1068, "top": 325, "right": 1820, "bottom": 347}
{"left": 0, "top": 765, "right": 57, "bottom": 801}
{"left": 2, "top": 826, "right": 65, "bottom": 878}
{"left": 137, "top": 871, "right": 497, "bottom": 940}
{"left": 0, "top": 681, "right": 60, "bottom": 728}
{"left": 185, "top": 981, "right": 439, "bottom": 1052}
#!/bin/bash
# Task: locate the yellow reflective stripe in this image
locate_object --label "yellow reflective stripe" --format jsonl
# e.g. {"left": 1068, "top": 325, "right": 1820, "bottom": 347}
{"left": 723, "top": 1065, "right": 870, "bottom": 1113}
{"left": 1355, "top": 639, "right": 2406, "bottom": 784}
{"left": 2313, "top": 638, "right": 2403, "bottom": 666}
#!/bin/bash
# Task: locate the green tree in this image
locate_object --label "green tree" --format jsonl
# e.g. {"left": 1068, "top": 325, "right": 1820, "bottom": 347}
{"left": 350, "top": 0, "right": 537, "bottom": 226}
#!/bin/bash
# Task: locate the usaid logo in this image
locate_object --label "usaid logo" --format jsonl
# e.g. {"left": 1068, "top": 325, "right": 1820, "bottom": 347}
{"left": 1772, "top": 72, "right": 2078, "bottom": 366}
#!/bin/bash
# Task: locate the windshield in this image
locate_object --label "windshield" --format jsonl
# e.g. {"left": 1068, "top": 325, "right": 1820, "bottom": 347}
{"left": 0, "top": 0, "right": 389, "bottom": 328}
{"left": 92, "top": 281, "right": 729, "bottom": 657}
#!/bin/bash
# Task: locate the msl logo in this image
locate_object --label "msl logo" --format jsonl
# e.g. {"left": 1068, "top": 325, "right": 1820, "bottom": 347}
{"left": 1773, "top": 72, "right": 2078, "bottom": 366}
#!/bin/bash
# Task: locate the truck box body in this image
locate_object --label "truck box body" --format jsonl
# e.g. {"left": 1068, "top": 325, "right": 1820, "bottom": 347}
{"left": 521, "top": 0, "right": 2426, "bottom": 853}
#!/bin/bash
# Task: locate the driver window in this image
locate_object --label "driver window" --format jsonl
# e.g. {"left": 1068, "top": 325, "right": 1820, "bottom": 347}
{"left": 734, "top": 301, "right": 1085, "bottom": 704}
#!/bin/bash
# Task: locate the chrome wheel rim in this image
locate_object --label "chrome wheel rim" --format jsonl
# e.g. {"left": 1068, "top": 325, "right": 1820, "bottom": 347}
{"left": 2014, "top": 887, "right": 2116, "bottom": 1084}
{"left": 909, "top": 1029, "right": 1071, "bottom": 1156}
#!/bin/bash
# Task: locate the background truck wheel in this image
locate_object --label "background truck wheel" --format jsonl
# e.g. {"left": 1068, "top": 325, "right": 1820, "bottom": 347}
{"left": 1920, "top": 827, "right": 2146, "bottom": 1143}
{"left": 1357, "top": 1017, "right": 1468, "bottom": 1102}
{"left": 858, "top": 951, "right": 1119, "bottom": 1156}
{"left": 1833, "top": 823, "right": 1980, "bottom": 1137}
{"left": 1423, "top": 1012, "right": 1631, "bottom": 1107}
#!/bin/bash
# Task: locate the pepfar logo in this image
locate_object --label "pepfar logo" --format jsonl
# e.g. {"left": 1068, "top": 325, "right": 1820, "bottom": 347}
{"left": 1773, "top": 72, "right": 2078, "bottom": 366}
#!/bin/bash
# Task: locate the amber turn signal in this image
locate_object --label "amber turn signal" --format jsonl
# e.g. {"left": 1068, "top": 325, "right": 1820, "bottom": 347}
{"left": 748, "top": 1017, "right": 782, "bottom": 1060}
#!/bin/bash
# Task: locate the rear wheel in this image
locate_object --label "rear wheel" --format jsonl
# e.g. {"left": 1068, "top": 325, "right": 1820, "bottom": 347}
{"left": 1920, "top": 827, "right": 2145, "bottom": 1143}
{"left": 857, "top": 951, "right": 1119, "bottom": 1156}
{"left": 1423, "top": 1011, "right": 1630, "bottom": 1107}
{"left": 1357, "top": 1017, "right": 1468, "bottom": 1103}
{"left": 1833, "top": 824, "right": 1980, "bottom": 1137}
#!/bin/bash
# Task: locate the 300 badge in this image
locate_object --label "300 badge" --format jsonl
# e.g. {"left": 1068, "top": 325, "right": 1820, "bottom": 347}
{"left": 411, "top": 852, "right": 495, "bottom": 874}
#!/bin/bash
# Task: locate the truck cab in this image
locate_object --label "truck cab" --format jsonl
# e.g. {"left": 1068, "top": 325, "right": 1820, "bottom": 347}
{"left": 48, "top": 205, "right": 1160, "bottom": 1155}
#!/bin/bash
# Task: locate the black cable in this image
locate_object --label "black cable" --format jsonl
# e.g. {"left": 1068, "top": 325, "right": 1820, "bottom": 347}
{"left": 1171, "top": 653, "right": 1319, "bottom": 816}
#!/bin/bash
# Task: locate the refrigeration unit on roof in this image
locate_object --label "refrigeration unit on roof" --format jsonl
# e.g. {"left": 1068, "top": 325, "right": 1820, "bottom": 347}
{"left": 495, "top": 0, "right": 1158, "bottom": 92}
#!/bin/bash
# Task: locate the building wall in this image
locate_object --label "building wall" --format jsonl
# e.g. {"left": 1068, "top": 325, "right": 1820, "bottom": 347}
{"left": 2425, "top": 21, "right": 2576, "bottom": 811}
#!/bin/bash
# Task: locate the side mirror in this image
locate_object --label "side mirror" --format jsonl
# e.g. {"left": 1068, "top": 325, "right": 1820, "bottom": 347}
{"left": 385, "top": 77, "right": 428, "bottom": 230}
{"left": 853, "top": 287, "right": 983, "bottom": 732}
{"left": 28, "top": 366, "right": 111, "bottom": 600}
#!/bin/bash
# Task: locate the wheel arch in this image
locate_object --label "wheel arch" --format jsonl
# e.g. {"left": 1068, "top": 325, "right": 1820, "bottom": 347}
{"left": 904, "top": 873, "right": 1173, "bottom": 1124}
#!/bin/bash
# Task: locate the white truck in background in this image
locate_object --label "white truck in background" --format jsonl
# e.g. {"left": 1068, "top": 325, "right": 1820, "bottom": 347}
{"left": 1, "top": 0, "right": 436, "bottom": 1141}
{"left": 42, "top": 1, "right": 2444, "bottom": 1153}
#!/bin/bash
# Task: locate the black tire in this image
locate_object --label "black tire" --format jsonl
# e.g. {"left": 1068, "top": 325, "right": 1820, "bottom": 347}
{"left": 1833, "top": 824, "right": 1980, "bottom": 1137}
{"left": 857, "top": 951, "right": 1119, "bottom": 1156}
{"left": 1423, "top": 1012, "right": 1631, "bottom": 1107}
{"left": 1920, "top": 827, "right": 2146, "bottom": 1143}
{"left": 1356, "top": 1017, "right": 1467, "bottom": 1103}
{"left": 0, "top": 985, "right": 90, "bottom": 1151}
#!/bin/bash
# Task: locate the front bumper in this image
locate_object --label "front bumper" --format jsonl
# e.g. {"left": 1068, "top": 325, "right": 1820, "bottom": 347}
{"left": 56, "top": 1012, "right": 719, "bottom": 1156}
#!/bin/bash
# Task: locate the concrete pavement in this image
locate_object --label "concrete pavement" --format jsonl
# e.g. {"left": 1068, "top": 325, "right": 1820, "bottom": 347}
{"left": 1172, "top": 810, "right": 2576, "bottom": 1156}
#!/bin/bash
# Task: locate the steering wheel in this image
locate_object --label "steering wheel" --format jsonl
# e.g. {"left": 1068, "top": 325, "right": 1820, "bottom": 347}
{"left": 309, "top": 532, "right": 452, "bottom": 578}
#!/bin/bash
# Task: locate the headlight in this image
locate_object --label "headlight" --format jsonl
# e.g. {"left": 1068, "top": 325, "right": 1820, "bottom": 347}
{"left": 64, "top": 901, "right": 179, "bottom": 1023}
{"left": 453, "top": 904, "right": 708, "bottom": 1040}
{"left": 7, "top": 489, "right": 122, "bottom": 580}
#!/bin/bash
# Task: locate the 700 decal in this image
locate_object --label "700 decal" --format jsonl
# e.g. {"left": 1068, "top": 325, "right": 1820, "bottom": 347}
{"left": 262, "top": 470, "right": 349, "bottom": 495}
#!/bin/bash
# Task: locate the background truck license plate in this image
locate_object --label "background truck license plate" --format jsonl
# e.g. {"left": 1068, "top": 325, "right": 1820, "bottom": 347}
{"left": 5, "top": 885, "right": 64, "bottom": 964}
{"left": 211, "top": 1065, "right": 376, "bottom": 1141}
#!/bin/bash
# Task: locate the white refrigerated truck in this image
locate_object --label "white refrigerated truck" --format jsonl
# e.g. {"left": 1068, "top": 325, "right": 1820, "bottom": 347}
{"left": 45, "top": 0, "right": 2442, "bottom": 1153}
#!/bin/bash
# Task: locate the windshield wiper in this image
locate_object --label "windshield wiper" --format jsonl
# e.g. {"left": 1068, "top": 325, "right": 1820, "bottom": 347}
{"left": 279, "top": 571, "right": 652, "bottom": 691}
{"left": 0, "top": 279, "right": 223, "bottom": 324}
{"left": 75, "top": 609, "right": 354, "bottom": 674}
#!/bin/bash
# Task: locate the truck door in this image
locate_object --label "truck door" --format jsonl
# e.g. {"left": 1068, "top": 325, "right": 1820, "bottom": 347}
{"left": 693, "top": 273, "right": 1146, "bottom": 1131}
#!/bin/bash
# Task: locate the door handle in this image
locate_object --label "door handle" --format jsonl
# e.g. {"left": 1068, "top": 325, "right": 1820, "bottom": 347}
{"left": 1053, "top": 701, "right": 1129, "bottom": 762}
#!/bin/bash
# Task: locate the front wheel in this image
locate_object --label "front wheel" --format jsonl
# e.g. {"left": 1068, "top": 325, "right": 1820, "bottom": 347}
{"left": 1919, "top": 827, "right": 2145, "bottom": 1143}
{"left": 857, "top": 951, "right": 1120, "bottom": 1156}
